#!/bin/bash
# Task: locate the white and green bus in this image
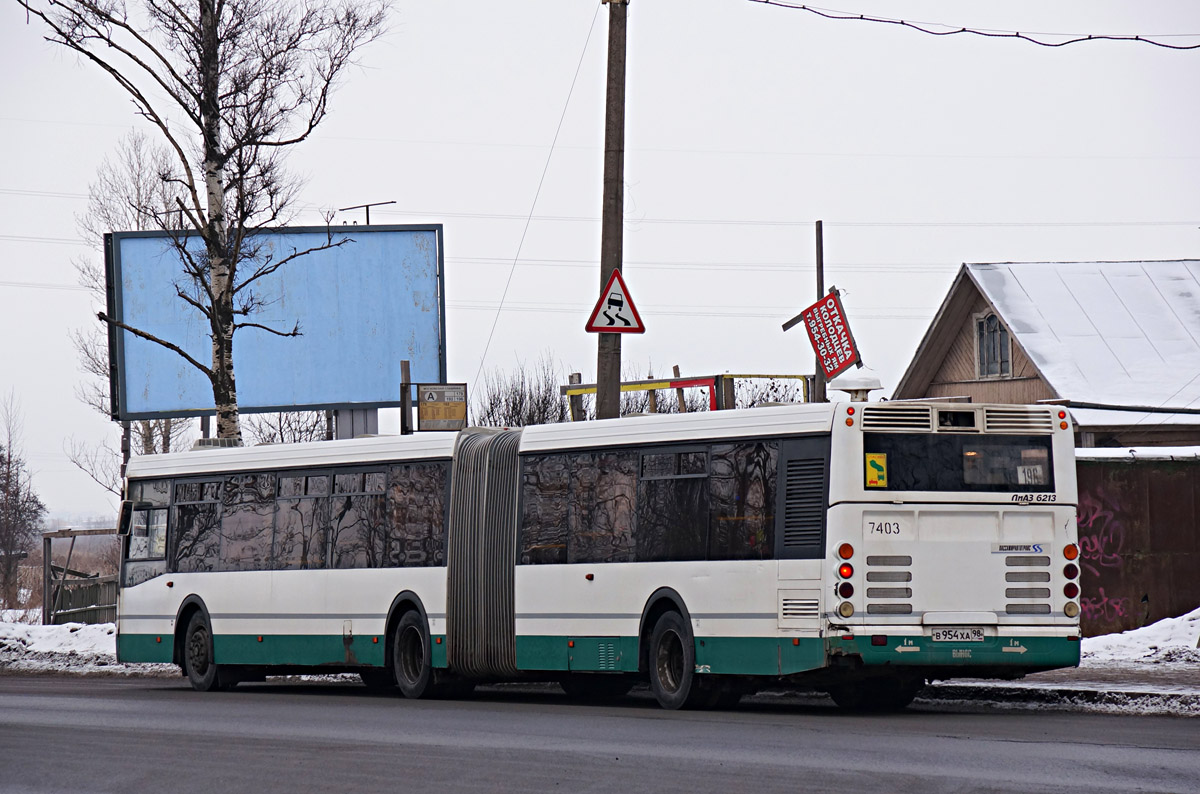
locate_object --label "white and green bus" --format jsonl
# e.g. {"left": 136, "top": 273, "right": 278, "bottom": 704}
{"left": 116, "top": 401, "right": 1081, "bottom": 710}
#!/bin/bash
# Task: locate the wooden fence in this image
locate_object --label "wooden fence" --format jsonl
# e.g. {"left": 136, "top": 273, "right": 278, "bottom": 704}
{"left": 42, "top": 527, "right": 118, "bottom": 626}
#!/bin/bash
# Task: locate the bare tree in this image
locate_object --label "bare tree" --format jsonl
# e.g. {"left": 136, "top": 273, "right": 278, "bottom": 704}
{"left": 474, "top": 355, "right": 571, "bottom": 428}
{"left": 735, "top": 377, "right": 806, "bottom": 408}
{"left": 67, "top": 132, "right": 195, "bottom": 495}
{"left": 0, "top": 395, "right": 47, "bottom": 609}
{"left": 472, "top": 357, "right": 711, "bottom": 427}
{"left": 21, "top": 0, "right": 390, "bottom": 442}
{"left": 245, "top": 411, "right": 328, "bottom": 445}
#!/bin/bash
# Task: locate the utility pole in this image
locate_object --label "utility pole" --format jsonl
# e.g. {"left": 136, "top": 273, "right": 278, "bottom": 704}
{"left": 596, "top": 0, "right": 628, "bottom": 420}
{"left": 812, "top": 220, "right": 826, "bottom": 403}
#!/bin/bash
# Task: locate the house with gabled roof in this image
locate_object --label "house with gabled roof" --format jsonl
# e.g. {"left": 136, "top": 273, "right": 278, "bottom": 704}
{"left": 892, "top": 261, "right": 1200, "bottom": 447}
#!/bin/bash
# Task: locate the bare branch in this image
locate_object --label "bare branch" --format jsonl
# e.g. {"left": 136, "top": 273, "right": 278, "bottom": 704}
{"left": 232, "top": 321, "right": 301, "bottom": 338}
{"left": 97, "top": 311, "right": 213, "bottom": 378}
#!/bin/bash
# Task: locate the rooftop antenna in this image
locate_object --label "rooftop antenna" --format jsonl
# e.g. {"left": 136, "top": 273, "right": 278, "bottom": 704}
{"left": 337, "top": 200, "right": 396, "bottom": 225}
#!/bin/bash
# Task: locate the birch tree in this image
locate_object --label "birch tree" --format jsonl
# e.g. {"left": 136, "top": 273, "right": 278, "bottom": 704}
{"left": 20, "top": 0, "right": 390, "bottom": 442}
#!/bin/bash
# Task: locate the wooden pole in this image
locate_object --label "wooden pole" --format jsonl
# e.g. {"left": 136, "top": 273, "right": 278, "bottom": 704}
{"left": 813, "top": 220, "right": 827, "bottom": 403}
{"left": 596, "top": 0, "right": 628, "bottom": 420}
{"left": 400, "top": 360, "right": 412, "bottom": 435}
{"left": 568, "top": 373, "right": 585, "bottom": 422}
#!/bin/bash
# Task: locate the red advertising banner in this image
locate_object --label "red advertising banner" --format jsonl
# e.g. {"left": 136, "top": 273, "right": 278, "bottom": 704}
{"left": 799, "top": 291, "right": 860, "bottom": 378}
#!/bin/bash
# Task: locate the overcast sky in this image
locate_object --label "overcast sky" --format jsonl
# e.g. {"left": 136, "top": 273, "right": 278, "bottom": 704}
{"left": 3, "top": 0, "right": 1198, "bottom": 521}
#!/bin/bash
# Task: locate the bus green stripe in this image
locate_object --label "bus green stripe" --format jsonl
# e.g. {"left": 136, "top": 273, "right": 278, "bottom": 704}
{"left": 117, "top": 633, "right": 174, "bottom": 664}
{"left": 827, "top": 635, "right": 1080, "bottom": 668}
{"left": 118, "top": 632, "right": 1080, "bottom": 675}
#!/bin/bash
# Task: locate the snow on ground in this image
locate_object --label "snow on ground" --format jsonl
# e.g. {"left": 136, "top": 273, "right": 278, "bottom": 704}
{"left": 1081, "top": 606, "right": 1200, "bottom": 664}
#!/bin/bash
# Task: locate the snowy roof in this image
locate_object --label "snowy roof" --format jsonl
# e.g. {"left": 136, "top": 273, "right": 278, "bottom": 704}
{"left": 1075, "top": 446, "right": 1200, "bottom": 461}
{"left": 968, "top": 261, "right": 1200, "bottom": 410}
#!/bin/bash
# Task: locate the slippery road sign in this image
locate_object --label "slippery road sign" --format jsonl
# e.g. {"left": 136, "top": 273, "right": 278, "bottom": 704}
{"left": 585, "top": 270, "right": 645, "bottom": 334}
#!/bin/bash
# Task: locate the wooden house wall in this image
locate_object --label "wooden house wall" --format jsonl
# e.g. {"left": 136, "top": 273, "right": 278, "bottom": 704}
{"left": 923, "top": 295, "right": 1057, "bottom": 404}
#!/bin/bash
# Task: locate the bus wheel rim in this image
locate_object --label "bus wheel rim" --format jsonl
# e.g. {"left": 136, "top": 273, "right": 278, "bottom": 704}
{"left": 655, "top": 630, "right": 684, "bottom": 694}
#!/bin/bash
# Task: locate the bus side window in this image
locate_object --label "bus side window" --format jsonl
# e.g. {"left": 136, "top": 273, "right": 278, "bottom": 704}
{"left": 128, "top": 510, "right": 151, "bottom": 560}
{"left": 636, "top": 448, "right": 709, "bottom": 562}
{"left": 519, "top": 454, "right": 569, "bottom": 565}
{"left": 386, "top": 462, "right": 449, "bottom": 567}
{"left": 709, "top": 442, "right": 778, "bottom": 561}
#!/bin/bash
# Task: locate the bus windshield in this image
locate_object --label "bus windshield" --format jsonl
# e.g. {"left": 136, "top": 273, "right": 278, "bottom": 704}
{"left": 863, "top": 433, "right": 1054, "bottom": 493}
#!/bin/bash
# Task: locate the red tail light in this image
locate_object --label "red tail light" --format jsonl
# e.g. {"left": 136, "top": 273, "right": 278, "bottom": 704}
{"left": 1064, "top": 582, "right": 1080, "bottom": 599}
{"left": 1063, "top": 563, "right": 1079, "bottom": 579}
{"left": 837, "top": 582, "right": 854, "bottom": 598}
{"left": 838, "top": 563, "right": 854, "bottom": 579}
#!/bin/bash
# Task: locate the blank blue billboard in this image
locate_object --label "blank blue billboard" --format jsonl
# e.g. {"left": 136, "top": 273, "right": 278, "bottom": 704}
{"left": 105, "top": 225, "right": 446, "bottom": 420}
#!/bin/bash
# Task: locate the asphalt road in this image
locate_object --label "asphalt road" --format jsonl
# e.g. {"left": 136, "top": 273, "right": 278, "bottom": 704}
{"left": 1, "top": 676, "right": 1197, "bottom": 794}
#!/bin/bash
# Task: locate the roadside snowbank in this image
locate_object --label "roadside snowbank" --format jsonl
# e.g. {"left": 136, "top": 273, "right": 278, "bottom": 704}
{"left": 3, "top": 606, "right": 1198, "bottom": 678}
{"left": 1081, "top": 605, "right": 1200, "bottom": 665}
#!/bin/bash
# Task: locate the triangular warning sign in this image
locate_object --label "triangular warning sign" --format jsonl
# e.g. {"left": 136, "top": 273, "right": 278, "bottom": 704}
{"left": 585, "top": 270, "right": 645, "bottom": 334}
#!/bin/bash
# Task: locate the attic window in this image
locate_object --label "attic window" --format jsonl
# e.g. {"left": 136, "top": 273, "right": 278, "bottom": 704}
{"left": 976, "top": 313, "right": 1011, "bottom": 378}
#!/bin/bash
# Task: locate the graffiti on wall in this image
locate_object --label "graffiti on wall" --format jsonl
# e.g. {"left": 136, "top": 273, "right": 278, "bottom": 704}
{"left": 1076, "top": 487, "right": 1132, "bottom": 629}
{"left": 1076, "top": 488, "right": 1126, "bottom": 577}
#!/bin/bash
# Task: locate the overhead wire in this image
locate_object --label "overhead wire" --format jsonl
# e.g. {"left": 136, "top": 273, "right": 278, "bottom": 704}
{"left": 468, "top": 2, "right": 603, "bottom": 393}
{"left": 747, "top": 2, "right": 1200, "bottom": 49}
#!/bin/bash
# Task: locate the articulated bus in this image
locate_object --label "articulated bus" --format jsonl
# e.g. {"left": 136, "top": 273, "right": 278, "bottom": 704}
{"left": 116, "top": 401, "right": 1081, "bottom": 710}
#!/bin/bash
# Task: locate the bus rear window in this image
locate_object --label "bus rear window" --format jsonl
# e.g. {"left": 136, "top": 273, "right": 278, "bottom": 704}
{"left": 862, "top": 433, "right": 1054, "bottom": 492}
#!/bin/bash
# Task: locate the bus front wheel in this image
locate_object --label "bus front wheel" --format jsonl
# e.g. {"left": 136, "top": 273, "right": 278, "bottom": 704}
{"left": 184, "top": 612, "right": 234, "bottom": 692}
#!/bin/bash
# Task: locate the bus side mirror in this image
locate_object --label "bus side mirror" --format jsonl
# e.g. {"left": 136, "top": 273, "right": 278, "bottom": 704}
{"left": 118, "top": 501, "right": 134, "bottom": 535}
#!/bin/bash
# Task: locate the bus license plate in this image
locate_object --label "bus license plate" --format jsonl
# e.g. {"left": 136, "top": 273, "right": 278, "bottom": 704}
{"left": 931, "top": 628, "right": 985, "bottom": 643}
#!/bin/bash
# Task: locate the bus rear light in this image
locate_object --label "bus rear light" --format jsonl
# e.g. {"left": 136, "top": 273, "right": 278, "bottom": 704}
{"left": 1063, "top": 544, "right": 1079, "bottom": 560}
{"left": 846, "top": 406, "right": 855, "bottom": 416}
{"left": 1058, "top": 410, "right": 1067, "bottom": 419}
{"left": 837, "top": 582, "right": 854, "bottom": 599}
{"left": 845, "top": 417, "right": 854, "bottom": 426}
{"left": 1068, "top": 635, "right": 1080, "bottom": 642}
{"left": 838, "top": 563, "right": 854, "bottom": 579}
{"left": 1063, "top": 563, "right": 1079, "bottom": 579}
{"left": 793, "top": 637, "right": 800, "bottom": 646}
{"left": 838, "top": 543, "right": 854, "bottom": 560}
{"left": 1063, "top": 582, "right": 1080, "bottom": 599}
{"left": 837, "top": 602, "right": 855, "bottom": 618}
{"left": 871, "top": 635, "right": 887, "bottom": 646}
{"left": 1064, "top": 602, "right": 1080, "bottom": 619}
{"left": 1059, "top": 421, "right": 1068, "bottom": 430}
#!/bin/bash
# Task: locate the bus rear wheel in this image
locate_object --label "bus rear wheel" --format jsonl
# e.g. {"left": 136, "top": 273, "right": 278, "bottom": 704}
{"left": 648, "top": 611, "right": 706, "bottom": 710}
{"left": 184, "top": 612, "right": 234, "bottom": 692}
{"left": 393, "top": 611, "right": 435, "bottom": 699}
{"left": 828, "top": 676, "right": 924, "bottom": 712}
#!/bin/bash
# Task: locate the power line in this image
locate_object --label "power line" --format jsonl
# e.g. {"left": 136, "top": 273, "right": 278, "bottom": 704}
{"left": 0, "top": 280, "right": 89, "bottom": 292}
{"left": 469, "top": 2, "right": 604, "bottom": 394}
{"left": 749, "top": 2, "right": 1200, "bottom": 49}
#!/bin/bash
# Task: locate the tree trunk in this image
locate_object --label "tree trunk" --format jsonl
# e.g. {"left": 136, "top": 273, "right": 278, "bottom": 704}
{"left": 200, "top": 1, "right": 241, "bottom": 443}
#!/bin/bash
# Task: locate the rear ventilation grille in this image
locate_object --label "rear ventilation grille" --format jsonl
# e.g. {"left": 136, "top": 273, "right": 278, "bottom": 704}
{"left": 865, "top": 557, "right": 914, "bottom": 616}
{"left": 781, "top": 598, "right": 820, "bottom": 619}
{"left": 984, "top": 408, "right": 1054, "bottom": 433}
{"left": 782, "top": 458, "right": 825, "bottom": 553}
{"left": 861, "top": 406, "right": 933, "bottom": 431}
